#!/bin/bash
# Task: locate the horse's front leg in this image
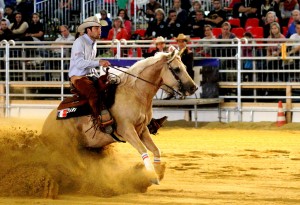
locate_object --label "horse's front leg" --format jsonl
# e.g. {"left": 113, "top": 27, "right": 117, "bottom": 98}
{"left": 118, "top": 123, "right": 159, "bottom": 184}
{"left": 141, "top": 128, "right": 166, "bottom": 181}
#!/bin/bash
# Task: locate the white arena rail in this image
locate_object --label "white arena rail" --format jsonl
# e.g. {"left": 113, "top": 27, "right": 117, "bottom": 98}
{"left": 1, "top": 38, "right": 300, "bottom": 123}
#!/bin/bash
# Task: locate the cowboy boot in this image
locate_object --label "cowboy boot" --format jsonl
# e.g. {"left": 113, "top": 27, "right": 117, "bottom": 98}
{"left": 147, "top": 116, "right": 168, "bottom": 135}
{"left": 98, "top": 109, "right": 114, "bottom": 134}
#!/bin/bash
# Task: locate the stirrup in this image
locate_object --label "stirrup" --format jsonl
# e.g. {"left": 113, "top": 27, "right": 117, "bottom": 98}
{"left": 98, "top": 109, "right": 114, "bottom": 134}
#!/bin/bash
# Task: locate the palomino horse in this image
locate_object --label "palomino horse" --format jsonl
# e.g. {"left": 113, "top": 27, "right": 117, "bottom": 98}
{"left": 42, "top": 49, "right": 197, "bottom": 185}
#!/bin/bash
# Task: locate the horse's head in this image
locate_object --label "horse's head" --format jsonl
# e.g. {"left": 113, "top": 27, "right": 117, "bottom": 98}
{"left": 161, "top": 48, "right": 198, "bottom": 96}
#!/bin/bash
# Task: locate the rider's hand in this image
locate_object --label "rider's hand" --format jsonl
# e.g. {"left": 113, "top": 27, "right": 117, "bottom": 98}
{"left": 99, "top": 60, "right": 111, "bottom": 67}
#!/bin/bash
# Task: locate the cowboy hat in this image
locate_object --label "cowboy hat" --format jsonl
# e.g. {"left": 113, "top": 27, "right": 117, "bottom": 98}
{"left": 77, "top": 16, "right": 108, "bottom": 33}
{"left": 154, "top": 36, "right": 165, "bottom": 44}
{"left": 175, "top": 33, "right": 190, "bottom": 42}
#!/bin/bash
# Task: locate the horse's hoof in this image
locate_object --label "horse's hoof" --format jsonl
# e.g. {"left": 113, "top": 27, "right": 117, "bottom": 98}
{"left": 150, "top": 178, "right": 160, "bottom": 185}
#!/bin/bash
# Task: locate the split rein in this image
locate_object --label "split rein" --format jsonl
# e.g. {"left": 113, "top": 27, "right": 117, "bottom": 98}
{"left": 106, "top": 64, "right": 183, "bottom": 96}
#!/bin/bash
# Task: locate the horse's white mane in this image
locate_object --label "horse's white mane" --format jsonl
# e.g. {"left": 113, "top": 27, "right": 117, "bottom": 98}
{"left": 119, "top": 52, "right": 169, "bottom": 86}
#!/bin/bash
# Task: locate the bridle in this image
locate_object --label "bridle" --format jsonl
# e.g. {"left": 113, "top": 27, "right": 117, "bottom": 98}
{"left": 108, "top": 57, "right": 184, "bottom": 96}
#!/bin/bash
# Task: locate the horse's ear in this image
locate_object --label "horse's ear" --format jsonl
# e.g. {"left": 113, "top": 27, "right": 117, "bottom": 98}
{"left": 167, "top": 46, "right": 178, "bottom": 62}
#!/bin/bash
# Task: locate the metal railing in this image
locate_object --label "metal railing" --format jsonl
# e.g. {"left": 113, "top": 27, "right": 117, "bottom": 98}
{"left": 1, "top": 38, "right": 300, "bottom": 120}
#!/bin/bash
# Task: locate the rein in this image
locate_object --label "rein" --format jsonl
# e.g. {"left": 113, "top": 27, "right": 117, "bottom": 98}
{"left": 108, "top": 64, "right": 183, "bottom": 96}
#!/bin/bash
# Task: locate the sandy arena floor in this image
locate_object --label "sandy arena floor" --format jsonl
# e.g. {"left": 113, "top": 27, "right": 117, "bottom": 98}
{"left": 0, "top": 118, "right": 300, "bottom": 205}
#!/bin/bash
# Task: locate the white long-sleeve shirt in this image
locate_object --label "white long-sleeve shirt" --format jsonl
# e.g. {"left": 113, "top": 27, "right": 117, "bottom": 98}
{"left": 68, "top": 34, "right": 100, "bottom": 77}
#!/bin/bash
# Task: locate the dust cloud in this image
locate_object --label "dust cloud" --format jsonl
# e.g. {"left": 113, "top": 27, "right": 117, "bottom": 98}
{"left": 0, "top": 117, "right": 152, "bottom": 199}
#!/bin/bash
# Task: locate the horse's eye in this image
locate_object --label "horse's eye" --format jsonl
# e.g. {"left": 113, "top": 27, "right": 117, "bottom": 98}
{"left": 173, "top": 67, "right": 180, "bottom": 74}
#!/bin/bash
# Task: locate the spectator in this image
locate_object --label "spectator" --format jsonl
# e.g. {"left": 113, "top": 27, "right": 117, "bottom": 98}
{"left": 173, "top": 0, "right": 188, "bottom": 24}
{"left": 143, "top": 8, "right": 167, "bottom": 39}
{"left": 107, "top": 16, "right": 128, "bottom": 40}
{"left": 188, "top": 10, "right": 205, "bottom": 38}
{"left": 286, "top": 21, "right": 300, "bottom": 80}
{"left": 266, "top": 22, "right": 286, "bottom": 81}
{"left": 198, "top": 24, "right": 216, "bottom": 57}
{"left": 263, "top": 11, "right": 279, "bottom": 38}
{"left": 188, "top": 0, "right": 202, "bottom": 24}
{"left": 280, "top": 0, "right": 299, "bottom": 27}
{"left": 286, "top": 9, "right": 300, "bottom": 38}
{"left": 21, "top": 13, "right": 44, "bottom": 41}
{"left": 181, "top": 0, "right": 191, "bottom": 15}
{"left": 15, "top": 0, "right": 34, "bottom": 23}
{"left": 53, "top": 25, "right": 75, "bottom": 55}
{"left": 217, "top": 21, "right": 236, "bottom": 39}
{"left": 4, "top": 5, "right": 14, "bottom": 23}
{"left": 99, "top": 9, "right": 112, "bottom": 39}
{"left": 9, "top": 12, "right": 28, "bottom": 40}
{"left": 166, "top": 9, "right": 183, "bottom": 39}
{"left": 176, "top": 33, "right": 194, "bottom": 79}
{"left": 0, "top": 18, "right": 12, "bottom": 40}
{"left": 260, "top": 0, "right": 281, "bottom": 26}
{"left": 224, "top": 0, "right": 241, "bottom": 11}
{"left": 205, "top": 0, "right": 227, "bottom": 28}
{"left": 117, "top": 9, "right": 132, "bottom": 39}
{"left": 233, "top": 0, "right": 262, "bottom": 27}
{"left": 142, "top": 36, "right": 166, "bottom": 58}
{"left": 242, "top": 31, "right": 254, "bottom": 81}
{"left": 146, "top": 0, "right": 162, "bottom": 21}
{"left": 0, "top": 7, "right": 10, "bottom": 29}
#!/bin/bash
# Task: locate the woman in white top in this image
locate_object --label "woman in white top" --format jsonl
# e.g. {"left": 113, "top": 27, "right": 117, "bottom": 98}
{"left": 9, "top": 12, "right": 28, "bottom": 40}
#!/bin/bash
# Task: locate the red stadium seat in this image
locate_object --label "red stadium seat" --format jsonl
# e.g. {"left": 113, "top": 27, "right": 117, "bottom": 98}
{"left": 134, "top": 29, "right": 146, "bottom": 37}
{"left": 228, "top": 18, "right": 241, "bottom": 28}
{"left": 245, "top": 18, "right": 260, "bottom": 30}
{"left": 231, "top": 27, "right": 245, "bottom": 38}
{"left": 246, "top": 26, "right": 264, "bottom": 38}
{"left": 212, "top": 28, "right": 222, "bottom": 37}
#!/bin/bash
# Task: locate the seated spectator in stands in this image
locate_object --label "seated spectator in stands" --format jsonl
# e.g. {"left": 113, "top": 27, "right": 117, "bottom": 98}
{"left": 217, "top": 21, "right": 236, "bottom": 39}
{"left": 0, "top": 18, "right": 12, "bottom": 40}
{"left": 21, "top": 13, "right": 44, "bottom": 41}
{"left": 242, "top": 31, "right": 254, "bottom": 81}
{"left": 198, "top": 24, "right": 216, "bottom": 57}
{"left": 4, "top": 5, "right": 14, "bottom": 23}
{"left": 146, "top": 0, "right": 162, "bottom": 22}
{"left": 100, "top": 9, "right": 112, "bottom": 39}
{"left": 181, "top": 0, "right": 191, "bottom": 15}
{"left": 224, "top": 0, "right": 241, "bottom": 11}
{"left": 166, "top": 9, "right": 184, "bottom": 39}
{"left": 188, "top": 1, "right": 202, "bottom": 24}
{"left": 142, "top": 36, "right": 166, "bottom": 58}
{"left": 0, "top": 8, "right": 10, "bottom": 29}
{"left": 263, "top": 11, "right": 279, "bottom": 38}
{"left": 266, "top": 22, "right": 286, "bottom": 81}
{"left": 117, "top": 9, "right": 132, "bottom": 39}
{"left": 280, "top": 0, "right": 299, "bottom": 27}
{"left": 233, "top": 0, "right": 262, "bottom": 27}
{"left": 173, "top": 0, "right": 188, "bottom": 24}
{"left": 286, "top": 9, "right": 300, "bottom": 38}
{"left": 9, "top": 12, "right": 28, "bottom": 40}
{"left": 188, "top": 10, "right": 205, "bottom": 38}
{"left": 143, "top": 8, "right": 167, "bottom": 39}
{"left": 53, "top": 25, "right": 75, "bottom": 55}
{"left": 15, "top": 0, "right": 34, "bottom": 23}
{"left": 205, "top": 0, "right": 227, "bottom": 28}
{"left": 107, "top": 17, "right": 129, "bottom": 40}
{"left": 260, "top": 0, "right": 281, "bottom": 26}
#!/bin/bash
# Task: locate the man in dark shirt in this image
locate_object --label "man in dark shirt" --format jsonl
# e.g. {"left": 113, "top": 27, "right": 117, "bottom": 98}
{"left": 166, "top": 9, "right": 183, "bottom": 39}
{"left": 189, "top": 10, "right": 205, "bottom": 38}
{"left": 146, "top": 0, "right": 162, "bottom": 21}
{"left": 143, "top": 8, "right": 167, "bottom": 39}
{"left": 205, "top": 0, "right": 227, "bottom": 28}
{"left": 235, "top": 0, "right": 262, "bottom": 27}
{"left": 0, "top": 19, "right": 13, "bottom": 40}
{"left": 173, "top": 0, "right": 188, "bottom": 24}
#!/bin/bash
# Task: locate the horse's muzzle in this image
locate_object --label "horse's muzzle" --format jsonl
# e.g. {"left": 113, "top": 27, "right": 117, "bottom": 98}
{"left": 182, "top": 84, "right": 198, "bottom": 96}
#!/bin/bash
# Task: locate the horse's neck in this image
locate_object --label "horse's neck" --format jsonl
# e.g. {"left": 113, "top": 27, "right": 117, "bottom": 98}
{"left": 130, "top": 61, "right": 165, "bottom": 101}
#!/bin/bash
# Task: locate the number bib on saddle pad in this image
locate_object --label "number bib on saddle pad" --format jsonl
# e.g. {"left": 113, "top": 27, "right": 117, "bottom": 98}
{"left": 56, "top": 95, "right": 90, "bottom": 119}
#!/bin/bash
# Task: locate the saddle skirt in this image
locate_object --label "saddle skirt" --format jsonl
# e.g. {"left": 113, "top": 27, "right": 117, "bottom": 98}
{"left": 56, "top": 83, "right": 118, "bottom": 120}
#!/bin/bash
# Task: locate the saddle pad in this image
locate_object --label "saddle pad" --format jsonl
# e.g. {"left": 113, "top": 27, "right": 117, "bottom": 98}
{"left": 57, "top": 104, "right": 90, "bottom": 119}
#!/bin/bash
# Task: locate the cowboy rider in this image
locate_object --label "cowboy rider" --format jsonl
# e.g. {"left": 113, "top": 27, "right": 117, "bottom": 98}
{"left": 68, "top": 16, "right": 114, "bottom": 132}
